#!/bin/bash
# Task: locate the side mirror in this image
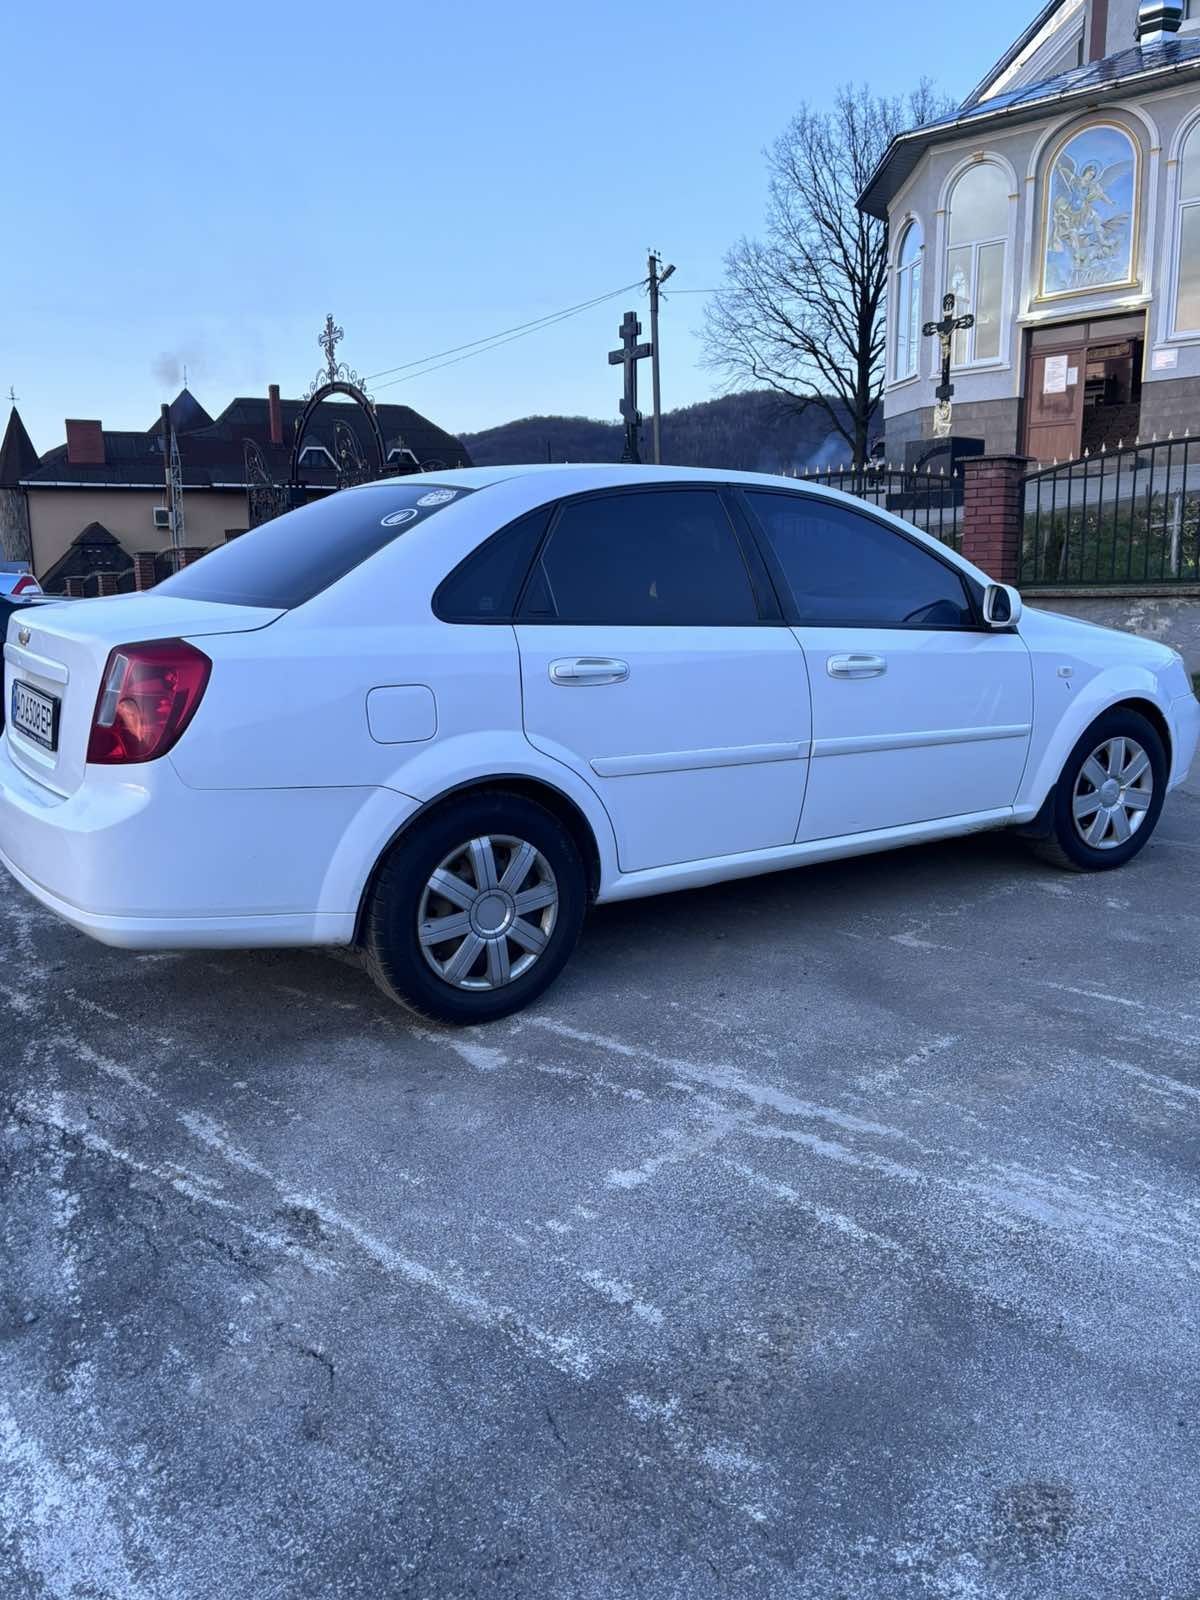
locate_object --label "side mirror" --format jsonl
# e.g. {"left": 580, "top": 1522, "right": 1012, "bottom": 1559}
{"left": 982, "top": 582, "right": 1022, "bottom": 628}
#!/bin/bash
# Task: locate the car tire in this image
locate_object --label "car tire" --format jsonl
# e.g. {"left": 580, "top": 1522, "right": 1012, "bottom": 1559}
{"left": 362, "top": 791, "right": 587, "bottom": 1024}
{"left": 1031, "top": 707, "right": 1167, "bottom": 872}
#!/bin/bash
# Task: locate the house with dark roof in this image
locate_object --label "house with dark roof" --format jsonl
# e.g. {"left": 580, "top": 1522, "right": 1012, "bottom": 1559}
{"left": 2, "top": 386, "right": 470, "bottom": 592}
{"left": 859, "top": 0, "right": 1200, "bottom": 463}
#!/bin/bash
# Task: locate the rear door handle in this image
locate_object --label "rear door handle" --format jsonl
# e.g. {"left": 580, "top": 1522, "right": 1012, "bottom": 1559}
{"left": 827, "top": 653, "right": 887, "bottom": 680}
{"left": 549, "top": 657, "right": 630, "bottom": 686}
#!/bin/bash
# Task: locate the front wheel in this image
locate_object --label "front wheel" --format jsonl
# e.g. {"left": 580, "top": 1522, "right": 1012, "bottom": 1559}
{"left": 1032, "top": 708, "right": 1167, "bottom": 872}
{"left": 362, "top": 792, "right": 587, "bottom": 1024}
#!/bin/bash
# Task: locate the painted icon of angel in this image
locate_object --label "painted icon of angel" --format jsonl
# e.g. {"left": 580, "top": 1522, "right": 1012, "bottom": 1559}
{"left": 1054, "top": 152, "right": 1132, "bottom": 218}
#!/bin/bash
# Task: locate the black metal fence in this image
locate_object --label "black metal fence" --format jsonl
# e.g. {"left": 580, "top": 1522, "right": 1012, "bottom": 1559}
{"left": 802, "top": 466, "right": 962, "bottom": 549}
{"left": 1021, "top": 436, "right": 1200, "bottom": 587}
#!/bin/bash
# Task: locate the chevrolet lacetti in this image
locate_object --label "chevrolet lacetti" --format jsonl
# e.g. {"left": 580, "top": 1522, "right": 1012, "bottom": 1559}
{"left": 1, "top": 465, "right": 1197, "bottom": 1023}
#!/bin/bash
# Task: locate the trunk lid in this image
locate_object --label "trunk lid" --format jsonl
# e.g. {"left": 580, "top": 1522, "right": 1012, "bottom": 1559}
{"left": 3, "top": 594, "right": 281, "bottom": 797}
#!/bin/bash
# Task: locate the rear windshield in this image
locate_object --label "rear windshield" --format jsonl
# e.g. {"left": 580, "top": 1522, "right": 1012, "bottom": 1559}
{"left": 153, "top": 482, "right": 474, "bottom": 609}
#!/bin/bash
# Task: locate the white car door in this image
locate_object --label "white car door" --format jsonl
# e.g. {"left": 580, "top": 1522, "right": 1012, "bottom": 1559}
{"left": 739, "top": 489, "right": 1033, "bottom": 842}
{"left": 515, "top": 486, "right": 812, "bottom": 873}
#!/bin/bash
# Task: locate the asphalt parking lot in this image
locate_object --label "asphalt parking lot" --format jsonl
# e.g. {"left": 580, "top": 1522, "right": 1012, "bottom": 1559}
{"left": 2, "top": 775, "right": 1199, "bottom": 1600}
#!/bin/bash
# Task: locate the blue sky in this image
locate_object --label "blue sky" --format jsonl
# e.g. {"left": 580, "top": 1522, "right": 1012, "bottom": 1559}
{"left": 4, "top": 0, "right": 1034, "bottom": 450}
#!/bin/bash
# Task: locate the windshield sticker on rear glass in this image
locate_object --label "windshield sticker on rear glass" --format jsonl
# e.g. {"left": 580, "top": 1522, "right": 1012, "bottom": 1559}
{"left": 416, "top": 488, "right": 458, "bottom": 506}
{"left": 380, "top": 508, "right": 420, "bottom": 527}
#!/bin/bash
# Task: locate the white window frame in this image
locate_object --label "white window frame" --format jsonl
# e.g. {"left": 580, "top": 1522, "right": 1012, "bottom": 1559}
{"left": 938, "top": 156, "right": 1016, "bottom": 374}
{"left": 1170, "top": 114, "right": 1200, "bottom": 338}
{"left": 891, "top": 218, "right": 924, "bottom": 383}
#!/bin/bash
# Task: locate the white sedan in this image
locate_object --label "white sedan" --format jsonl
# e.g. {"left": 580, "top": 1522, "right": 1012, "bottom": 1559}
{"left": 2, "top": 465, "right": 1197, "bottom": 1023}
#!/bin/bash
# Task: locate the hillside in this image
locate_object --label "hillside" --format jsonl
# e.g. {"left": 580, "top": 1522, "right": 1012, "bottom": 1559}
{"left": 458, "top": 391, "right": 876, "bottom": 475}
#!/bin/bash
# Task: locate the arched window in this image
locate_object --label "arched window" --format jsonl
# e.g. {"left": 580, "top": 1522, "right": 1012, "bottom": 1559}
{"left": 1041, "top": 123, "right": 1138, "bottom": 297}
{"left": 945, "top": 162, "right": 1009, "bottom": 364}
{"left": 893, "top": 220, "right": 923, "bottom": 380}
{"left": 1174, "top": 121, "right": 1200, "bottom": 333}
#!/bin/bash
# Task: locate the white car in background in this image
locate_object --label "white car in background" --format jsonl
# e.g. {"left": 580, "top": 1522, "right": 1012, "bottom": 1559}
{"left": 0, "top": 564, "right": 41, "bottom": 599}
{"left": 2, "top": 465, "right": 1197, "bottom": 1023}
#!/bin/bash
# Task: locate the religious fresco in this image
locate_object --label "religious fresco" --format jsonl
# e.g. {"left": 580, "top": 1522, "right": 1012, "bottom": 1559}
{"left": 1042, "top": 125, "right": 1137, "bottom": 296}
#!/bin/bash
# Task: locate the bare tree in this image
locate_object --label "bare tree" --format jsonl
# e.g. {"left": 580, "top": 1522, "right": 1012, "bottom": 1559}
{"left": 704, "top": 81, "right": 952, "bottom": 467}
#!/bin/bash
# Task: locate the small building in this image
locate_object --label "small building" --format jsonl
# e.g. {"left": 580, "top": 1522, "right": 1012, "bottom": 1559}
{"left": 0, "top": 387, "right": 470, "bottom": 592}
{"left": 860, "top": 0, "right": 1200, "bottom": 464}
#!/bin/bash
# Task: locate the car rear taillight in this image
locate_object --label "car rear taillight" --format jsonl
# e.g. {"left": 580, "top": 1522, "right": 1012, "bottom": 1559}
{"left": 12, "top": 575, "right": 39, "bottom": 595}
{"left": 87, "top": 639, "right": 211, "bottom": 764}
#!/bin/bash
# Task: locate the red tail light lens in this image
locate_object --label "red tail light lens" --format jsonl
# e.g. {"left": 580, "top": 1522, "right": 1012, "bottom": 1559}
{"left": 12, "top": 575, "right": 39, "bottom": 595}
{"left": 87, "top": 639, "right": 212, "bottom": 764}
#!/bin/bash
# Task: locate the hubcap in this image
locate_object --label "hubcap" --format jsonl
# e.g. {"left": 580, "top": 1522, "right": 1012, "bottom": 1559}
{"left": 418, "top": 834, "right": 558, "bottom": 991}
{"left": 1071, "top": 735, "right": 1153, "bottom": 851}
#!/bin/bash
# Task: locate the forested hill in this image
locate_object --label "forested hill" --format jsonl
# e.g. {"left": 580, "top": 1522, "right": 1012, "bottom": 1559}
{"left": 458, "top": 391, "right": 876, "bottom": 474}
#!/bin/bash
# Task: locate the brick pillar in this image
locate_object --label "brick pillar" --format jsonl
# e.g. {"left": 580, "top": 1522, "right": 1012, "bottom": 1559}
{"left": 132, "top": 552, "right": 158, "bottom": 591}
{"left": 94, "top": 573, "right": 119, "bottom": 596}
{"left": 177, "top": 546, "right": 206, "bottom": 568}
{"left": 64, "top": 576, "right": 85, "bottom": 598}
{"left": 959, "top": 454, "right": 1030, "bottom": 585}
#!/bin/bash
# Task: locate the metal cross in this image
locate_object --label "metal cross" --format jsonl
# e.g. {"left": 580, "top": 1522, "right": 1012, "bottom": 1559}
{"left": 608, "top": 310, "right": 652, "bottom": 463}
{"left": 319, "top": 314, "right": 345, "bottom": 383}
{"left": 923, "top": 292, "right": 975, "bottom": 402}
{"left": 6, "top": 386, "right": 17, "bottom": 405}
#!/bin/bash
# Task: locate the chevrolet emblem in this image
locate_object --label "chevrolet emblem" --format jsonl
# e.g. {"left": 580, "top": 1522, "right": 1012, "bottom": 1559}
{"left": 17, "top": 627, "right": 31, "bottom": 647}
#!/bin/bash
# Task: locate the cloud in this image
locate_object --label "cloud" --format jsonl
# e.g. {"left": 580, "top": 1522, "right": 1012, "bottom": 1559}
{"left": 151, "top": 341, "right": 208, "bottom": 392}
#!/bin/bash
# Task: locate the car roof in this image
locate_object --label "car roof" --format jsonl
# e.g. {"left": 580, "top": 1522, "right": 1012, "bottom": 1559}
{"left": 347, "top": 463, "right": 830, "bottom": 494}
{"left": 344, "top": 463, "right": 992, "bottom": 587}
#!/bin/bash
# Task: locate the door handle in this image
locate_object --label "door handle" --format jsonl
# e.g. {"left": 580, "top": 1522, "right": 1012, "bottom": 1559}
{"left": 549, "top": 657, "right": 630, "bottom": 686}
{"left": 827, "top": 653, "right": 887, "bottom": 680}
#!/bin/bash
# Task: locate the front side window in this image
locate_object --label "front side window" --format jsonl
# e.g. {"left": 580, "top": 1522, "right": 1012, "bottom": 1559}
{"left": 946, "top": 162, "right": 1009, "bottom": 363}
{"left": 1174, "top": 120, "right": 1200, "bottom": 333}
{"left": 1041, "top": 123, "right": 1137, "bottom": 298}
{"left": 518, "top": 489, "right": 759, "bottom": 625}
{"left": 745, "top": 492, "right": 974, "bottom": 629}
{"left": 894, "top": 220, "right": 923, "bottom": 381}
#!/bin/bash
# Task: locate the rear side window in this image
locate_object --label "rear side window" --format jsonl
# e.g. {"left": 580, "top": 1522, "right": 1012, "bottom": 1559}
{"left": 745, "top": 492, "right": 974, "bottom": 629}
{"left": 153, "top": 483, "right": 473, "bottom": 609}
{"left": 434, "top": 508, "right": 550, "bottom": 621}
{"left": 518, "top": 489, "right": 758, "bottom": 625}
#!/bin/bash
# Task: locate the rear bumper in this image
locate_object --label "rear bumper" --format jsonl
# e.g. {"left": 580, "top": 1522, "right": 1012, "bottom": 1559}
{"left": 0, "top": 739, "right": 418, "bottom": 949}
{"left": 0, "top": 844, "right": 356, "bottom": 949}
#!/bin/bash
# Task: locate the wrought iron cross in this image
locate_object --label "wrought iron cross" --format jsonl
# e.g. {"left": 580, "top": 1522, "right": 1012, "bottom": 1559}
{"left": 608, "top": 310, "right": 652, "bottom": 464}
{"left": 922, "top": 292, "right": 974, "bottom": 404}
{"left": 319, "top": 314, "right": 345, "bottom": 383}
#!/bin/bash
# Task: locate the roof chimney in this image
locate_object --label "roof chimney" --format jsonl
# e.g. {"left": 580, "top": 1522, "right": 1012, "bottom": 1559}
{"left": 268, "top": 384, "right": 283, "bottom": 448}
{"left": 1136, "top": 0, "right": 1182, "bottom": 42}
{"left": 65, "top": 419, "right": 105, "bottom": 466}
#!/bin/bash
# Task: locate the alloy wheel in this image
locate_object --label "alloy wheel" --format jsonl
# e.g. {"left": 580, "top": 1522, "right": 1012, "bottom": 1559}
{"left": 417, "top": 834, "right": 559, "bottom": 990}
{"left": 1071, "top": 735, "right": 1154, "bottom": 850}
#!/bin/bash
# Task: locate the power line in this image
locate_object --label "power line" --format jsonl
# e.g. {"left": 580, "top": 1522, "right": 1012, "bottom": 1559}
{"left": 371, "top": 291, "right": 635, "bottom": 392}
{"left": 365, "top": 280, "right": 644, "bottom": 385}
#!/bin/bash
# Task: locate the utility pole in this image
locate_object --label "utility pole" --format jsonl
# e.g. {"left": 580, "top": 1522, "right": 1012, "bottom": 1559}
{"left": 160, "top": 403, "right": 175, "bottom": 546}
{"left": 647, "top": 251, "right": 675, "bottom": 464}
{"left": 160, "top": 402, "right": 185, "bottom": 563}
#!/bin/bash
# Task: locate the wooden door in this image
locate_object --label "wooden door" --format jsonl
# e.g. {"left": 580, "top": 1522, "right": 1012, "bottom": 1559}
{"left": 1024, "top": 344, "right": 1086, "bottom": 463}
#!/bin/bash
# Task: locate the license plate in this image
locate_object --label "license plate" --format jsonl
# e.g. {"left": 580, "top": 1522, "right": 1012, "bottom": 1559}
{"left": 11, "top": 680, "right": 60, "bottom": 751}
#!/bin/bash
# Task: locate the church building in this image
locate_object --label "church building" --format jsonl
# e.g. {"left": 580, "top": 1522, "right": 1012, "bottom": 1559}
{"left": 860, "top": 0, "right": 1200, "bottom": 464}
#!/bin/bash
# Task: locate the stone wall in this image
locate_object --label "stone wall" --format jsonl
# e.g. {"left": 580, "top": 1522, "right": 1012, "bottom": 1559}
{"left": 884, "top": 399, "right": 1020, "bottom": 462}
{"left": 1136, "top": 375, "right": 1200, "bottom": 443}
{"left": 1024, "top": 589, "right": 1200, "bottom": 672}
